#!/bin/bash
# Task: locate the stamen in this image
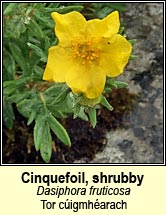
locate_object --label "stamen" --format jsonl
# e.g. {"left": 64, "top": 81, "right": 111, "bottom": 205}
{"left": 71, "top": 36, "right": 100, "bottom": 65}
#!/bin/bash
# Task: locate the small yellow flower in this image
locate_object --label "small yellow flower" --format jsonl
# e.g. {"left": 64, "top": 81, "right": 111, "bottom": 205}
{"left": 43, "top": 11, "right": 132, "bottom": 99}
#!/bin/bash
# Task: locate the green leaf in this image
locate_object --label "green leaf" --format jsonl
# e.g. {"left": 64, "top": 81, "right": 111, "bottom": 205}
{"left": 50, "top": 87, "right": 70, "bottom": 105}
{"left": 100, "top": 95, "right": 113, "bottom": 111}
{"left": 33, "top": 12, "right": 54, "bottom": 28}
{"left": 3, "top": 84, "right": 16, "bottom": 96}
{"left": 47, "top": 114, "right": 71, "bottom": 146}
{"left": 3, "top": 51, "right": 15, "bottom": 81}
{"left": 34, "top": 115, "right": 46, "bottom": 151}
{"left": 108, "top": 3, "right": 126, "bottom": 12}
{"left": 17, "top": 98, "right": 37, "bottom": 118}
{"left": 115, "top": 81, "right": 128, "bottom": 88}
{"left": 40, "top": 123, "right": 52, "bottom": 163}
{"left": 14, "top": 22, "right": 26, "bottom": 37}
{"left": 66, "top": 92, "right": 78, "bottom": 109}
{"left": 45, "top": 83, "right": 67, "bottom": 97}
{"left": 106, "top": 78, "right": 117, "bottom": 88}
{"left": 7, "top": 90, "right": 31, "bottom": 103}
{"left": 27, "top": 111, "right": 36, "bottom": 125}
{"left": 46, "top": 3, "right": 60, "bottom": 8}
{"left": 106, "top": 78, "right": 128, "bottom": 89}
{"left": 3, "top": 77, "right": 30, "bottom": 97}
{"left": 74, "top": 106, "right": 89, "bottom": 121}
{"left": 41, "top": 5, "right": 83, "bottom": 13}
{"left": 3, "top": 98, "right": 15, "bottom": 129}
{"left": 27, "top": 42, "right": 47, "bottom": 62}
{"left": 45, "top": 84, "right": 70, "bottom": 105}
{"left": 73, "top": 105, "right": 81, "bottom": 119}
{"left": 96, "top": 6, "right": 113, "bottom": 18}
{"left": 128, "top": 39, "right": 137, "bottom": 46}
{"left": 130, "top": 54, "right": 137, "bottom": 60}
{"left": 34, "top": 115, "right": 52, "bottom": 162}
{"left": 118, "top": 26, "right": 125, "bottom": 35}
{"left": 104, "top": 86, "right": 112, "bottom": 94}
{"left": 9, "top": 43, "right": 29, "bottom": 72}
{"left": 59, "top": 5, "right": 83, "bottom": 13}
{"left": 44, "top": 36, "right": 51, "bottom": 51}
{"left": 3, "top": 3, "right": 17, "bottom": 15}
{"left": 3, "top": 76, "right": 29, "bottom": 88}
{"left": 47, "top": 107, "right": 67, "bottom": 118}
{"left": 88, "top": 108, "right": 97, "bottom": 128}
{"left": 26, "top": 19, "right": 44, "bottom": 38}
{"left": 32, "top": 65, "right": 44, "bottom": 80}
{"left": 17, "top": 100, "right": 31, "bottom": 118}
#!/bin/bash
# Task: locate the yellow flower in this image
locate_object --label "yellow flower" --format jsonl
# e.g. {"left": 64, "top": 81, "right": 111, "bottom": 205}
{"left": 43, "top": 11, "right": 132, "bottom": 99}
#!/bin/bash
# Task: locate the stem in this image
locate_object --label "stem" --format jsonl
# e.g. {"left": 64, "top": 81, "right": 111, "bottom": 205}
{"left": 39, "top": 92, "right": 48, "bottom": 113}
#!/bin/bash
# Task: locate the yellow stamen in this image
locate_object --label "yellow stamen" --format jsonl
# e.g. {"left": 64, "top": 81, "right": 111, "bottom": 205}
{"left": 71, "top": 36, "right": 100, "bottom": 65}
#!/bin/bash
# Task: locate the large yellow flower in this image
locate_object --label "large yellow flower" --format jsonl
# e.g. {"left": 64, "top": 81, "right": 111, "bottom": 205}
{"left": 43, "top": 11, "right": 132, "bottom": 99}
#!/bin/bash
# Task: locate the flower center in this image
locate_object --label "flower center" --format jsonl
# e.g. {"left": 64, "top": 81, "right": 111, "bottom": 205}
{"left": 71, "top": 36, "right": 100, "bottom": 65}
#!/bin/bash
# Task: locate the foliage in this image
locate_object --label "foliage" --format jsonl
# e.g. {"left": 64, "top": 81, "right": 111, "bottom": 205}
{"left": 3, "top": 3, "right": 135, "bottom": 162}
{"left": 82, "top": 2, "right": 126, "bottom": 19}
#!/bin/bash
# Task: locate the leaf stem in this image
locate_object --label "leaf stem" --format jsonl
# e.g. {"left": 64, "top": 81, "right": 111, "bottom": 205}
{"left": 39, "top": 92, "right": 48, "bottom": 113}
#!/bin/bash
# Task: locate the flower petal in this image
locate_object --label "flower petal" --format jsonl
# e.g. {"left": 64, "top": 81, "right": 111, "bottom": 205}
{"left": 51, "top": 11, "right": 87, "bottom": 46}
{"left": 66, "top": 64, "right": 106, "bottom": 99}
{"left": 87, "top": 11, "right": 120, "bottom": 40}
{"left": 99, "top": 34, "right": 132, "bottom": 77}
{"left": 43, "top": 46, "right": 72, "bottom": 82}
